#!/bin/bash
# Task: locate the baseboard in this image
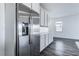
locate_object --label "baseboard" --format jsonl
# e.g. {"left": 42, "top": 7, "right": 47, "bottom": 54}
{"left": 53, "top": 37, "right": 79, "bottom": 41}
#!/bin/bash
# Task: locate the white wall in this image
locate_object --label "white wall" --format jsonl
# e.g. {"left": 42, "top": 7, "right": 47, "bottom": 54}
{"left": 54, "top": 14, "right": 79, "bottom": 40}
{"left": 0, "top": 3, "right": 5, "bottom": 56}
{"left": 41, "top": 3, "right": 79, "bottom": 18}
{"left": 5, "top": 3, "right": 16, "bottom": 56}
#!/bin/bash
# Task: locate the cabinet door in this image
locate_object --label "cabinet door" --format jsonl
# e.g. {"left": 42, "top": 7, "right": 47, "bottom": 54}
{"left": 23, "top": 3, "right": 31, "bottom": 8}
{"left": 48, "top": 34, "right": 53, "bottom": 44}
{"left": 40, "top": 34, "right": 45, "bottom": 52}
{"left": 45, "top": 11, "right": 48, "bottom": 26}
{"left": 40, "top": 7, "right": 45, "bottom": 26}
{"left": 45, "top": 34, "right": 49, "bottom": 47}
{"left": 32, "top": 3, "right": 40, "bottom": 14}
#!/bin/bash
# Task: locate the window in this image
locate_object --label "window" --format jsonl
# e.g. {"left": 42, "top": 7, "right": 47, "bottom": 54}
{"left": 55, "top": 21, "right": 63, "bottom": 32}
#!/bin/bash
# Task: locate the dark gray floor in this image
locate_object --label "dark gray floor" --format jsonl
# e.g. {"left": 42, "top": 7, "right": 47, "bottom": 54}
{"left": 40, "top": 38, "right": 79, "bottom": 56}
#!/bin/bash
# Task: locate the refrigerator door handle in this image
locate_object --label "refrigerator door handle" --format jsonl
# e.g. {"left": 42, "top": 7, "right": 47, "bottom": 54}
{"left": 28, "top": 16, "right": 32, "bottom": 45}
{"left": 29, "top": 36, "right": 32, "bottom": 44}
{"left": 29, "top": 36, "right": 30, "bottom": 44}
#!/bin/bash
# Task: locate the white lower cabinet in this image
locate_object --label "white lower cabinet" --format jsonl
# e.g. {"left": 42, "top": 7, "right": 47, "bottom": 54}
{"left": 40, "top": 34, "right": 45, "bottom": 52}
{"left": 40, "top": 33, "right": 53, "bottom": 52}
{"left": 45, "top": 34, "right": 49, "bottom": 47}
{"left": 49, "top": 34, "right": 53, "bottom": 44}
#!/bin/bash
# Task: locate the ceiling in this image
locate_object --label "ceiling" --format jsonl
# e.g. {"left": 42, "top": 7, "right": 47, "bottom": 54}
{"left": 41, "top": 3, "right": 79, "bottom": 18}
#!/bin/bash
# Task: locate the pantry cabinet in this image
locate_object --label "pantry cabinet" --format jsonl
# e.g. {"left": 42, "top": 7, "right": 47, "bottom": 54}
{"left": 48, "top": 16, "right": 53, "bottom": 44}
{"left": 40, "top": 7, "right": 53, "bottom": 52}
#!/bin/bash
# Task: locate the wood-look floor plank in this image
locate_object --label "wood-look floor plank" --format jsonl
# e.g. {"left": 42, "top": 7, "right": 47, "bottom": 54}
{"left": 40, "top": 38, "right": 79, "bottom": 56}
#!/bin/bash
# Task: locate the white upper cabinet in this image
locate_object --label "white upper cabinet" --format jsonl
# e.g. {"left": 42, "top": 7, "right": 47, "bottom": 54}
{"left": 40, "top": 7, "right": 48, "bottom": 26}
{"left": 22, "top": 3, "right": 40, "bottom": 14}
{"left": 40, "top": 7, "right": 45, "bottom": 26}
{"left": 22, "top": 3, "right": 32, "bottom": 8}
{"left": 45, "top": 10, "right": 48, "bottom": 26}
{"left": 32, "top": 3, "right": 40, "bottom": 14}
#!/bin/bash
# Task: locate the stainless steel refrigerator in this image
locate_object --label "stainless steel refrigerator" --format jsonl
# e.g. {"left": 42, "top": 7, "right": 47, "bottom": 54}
{"left": 16, "top": 3, "right": 40, "bottom": 56}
